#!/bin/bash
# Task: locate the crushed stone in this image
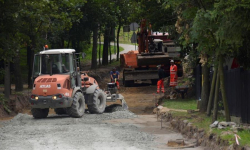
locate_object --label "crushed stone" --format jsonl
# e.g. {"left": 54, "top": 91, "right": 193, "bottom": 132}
{"left": 0, "top": 111, "right": 156, "bottom": 150}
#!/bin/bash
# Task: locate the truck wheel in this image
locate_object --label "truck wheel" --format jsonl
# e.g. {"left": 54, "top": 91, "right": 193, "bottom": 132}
{"left": 88, "top": 89, "right": 106, "bottom": 114}
{"left": 124, "top": 80, "right": 134, "bottom": 87}
{"left": 151, "top": 79, "right": 158, "bottom": 85}
{"left": 54, "top": 108, "right": 67, "bottom": 115}
{"left": 67, "top": 92, "right": 85, "bottom": 118}
{"left": 31, "top": 108, "right": 49, "bottom": 119}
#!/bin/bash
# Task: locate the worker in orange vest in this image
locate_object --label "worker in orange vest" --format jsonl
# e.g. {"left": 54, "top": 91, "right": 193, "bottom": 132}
{"left": 170, "top": 60, "right": 178, "bottom": 88}
{"left": 157, "top": 65, "right": 165, "bottom": 93}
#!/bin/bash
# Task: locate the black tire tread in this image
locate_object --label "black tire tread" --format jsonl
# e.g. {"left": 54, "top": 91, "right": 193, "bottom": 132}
{"left": 88, "top": 89, "right": 106, "bottom": 114}
{"left": 67, "top": 92, "right": 85, "bottom": 118}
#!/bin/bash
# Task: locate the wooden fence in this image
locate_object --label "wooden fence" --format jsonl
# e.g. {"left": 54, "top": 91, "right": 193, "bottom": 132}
{"left": 195, "top": 66, "right": 250, "bottom": 123}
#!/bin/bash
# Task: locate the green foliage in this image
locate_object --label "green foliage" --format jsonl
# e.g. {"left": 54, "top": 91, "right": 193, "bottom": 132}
{"left": 129, "top": 0, "right": 176, "bottom": 31}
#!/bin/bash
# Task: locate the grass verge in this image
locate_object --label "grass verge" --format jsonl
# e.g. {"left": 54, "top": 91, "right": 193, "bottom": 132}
{"left": 162, "top": 99, "right": 250, "bottom": 147}
{"left": 162, "top": 98, "right": 197, "bottom": 110}
{"left": 82, "top": 44, "right": 124, "bottom": 62}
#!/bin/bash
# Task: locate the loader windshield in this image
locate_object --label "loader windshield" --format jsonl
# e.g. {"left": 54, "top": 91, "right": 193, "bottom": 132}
{"left": 39, "top": 54, "right": 71, "bottom": 74}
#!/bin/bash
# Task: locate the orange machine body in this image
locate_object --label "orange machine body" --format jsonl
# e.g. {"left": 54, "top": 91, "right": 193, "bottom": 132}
{"left": 80, "top": 72, "right": 99, "bottom": 89}
{"left": 32, "top": 74, "right": 73, "bottom": 97}
{"left": 120, "top": 19, "right": 183, "bottom": 86}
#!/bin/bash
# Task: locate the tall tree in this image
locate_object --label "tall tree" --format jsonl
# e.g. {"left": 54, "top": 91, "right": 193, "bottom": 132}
{"left": 91, "top": 25, "right": 98, "bottom": 69}
{"left": 114, "top": 0, "right": 130, "bottom": 61}
{"left": 0, "top": 0, "right": 22, "bottom": 97}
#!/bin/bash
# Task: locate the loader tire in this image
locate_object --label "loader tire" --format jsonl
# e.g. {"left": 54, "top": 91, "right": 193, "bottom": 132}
{"left": 31, "top": 108, "right": 49, "bottom": 119}
{"left": 67, "top": 92, "right": 85, "bottom": 118}
{"left": 54, "top": 108, "right": 67, "bottom": 115}
{"left": 88, "top": 89, "right": 106, "bottom": 114}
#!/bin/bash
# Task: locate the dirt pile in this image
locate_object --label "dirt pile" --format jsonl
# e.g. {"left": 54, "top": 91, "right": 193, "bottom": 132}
{"left": 0, "top": 94, "right": 30, "bottom": 120}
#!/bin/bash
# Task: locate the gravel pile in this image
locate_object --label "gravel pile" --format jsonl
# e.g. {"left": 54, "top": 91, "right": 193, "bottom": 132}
{"left": 0, "top": 111, "right": 156, "bottom": 150}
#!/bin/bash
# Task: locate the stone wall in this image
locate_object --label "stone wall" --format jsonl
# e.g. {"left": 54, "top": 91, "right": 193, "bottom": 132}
{"left": 159, "top": 110, "right": 247, "bottom": 150}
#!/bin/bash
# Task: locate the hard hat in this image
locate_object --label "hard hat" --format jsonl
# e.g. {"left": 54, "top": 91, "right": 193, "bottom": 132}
{"left": 170, "top": 60, "right": 174, "bottom": 63}
{"left": 45, "top": 45, "right": 48, "bottom": 49}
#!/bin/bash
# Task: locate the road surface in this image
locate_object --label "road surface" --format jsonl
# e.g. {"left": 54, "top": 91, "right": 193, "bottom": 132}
{"left": 0, "top": 44, "right": 205, "bottom": 150}
{"left": 0, "top": 111, "right": 204, "bottom": 150}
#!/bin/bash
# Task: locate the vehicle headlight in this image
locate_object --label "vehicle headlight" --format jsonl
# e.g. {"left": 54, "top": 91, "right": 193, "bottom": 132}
{"left": 52, "top": 96, "right": 57, "bottom": 100}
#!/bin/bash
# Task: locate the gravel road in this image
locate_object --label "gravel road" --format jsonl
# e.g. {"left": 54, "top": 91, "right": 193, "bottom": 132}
{"left": 0, "top": 110, "right": 205, "bottom": 150}
{"left": 0, "top": 111, "right": 155, "bottom": 150}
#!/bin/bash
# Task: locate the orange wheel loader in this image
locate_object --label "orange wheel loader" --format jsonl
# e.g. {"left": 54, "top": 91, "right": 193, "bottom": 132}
{"left": 29, "top": 48, "right": 127, "bottom": 119}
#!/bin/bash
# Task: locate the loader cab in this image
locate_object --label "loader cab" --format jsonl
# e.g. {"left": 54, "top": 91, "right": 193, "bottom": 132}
{"left": 32, "top": 49, "right": 81, "bottom": 88}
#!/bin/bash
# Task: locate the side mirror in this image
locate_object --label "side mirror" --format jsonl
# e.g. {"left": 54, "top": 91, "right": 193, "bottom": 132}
{"left": 81, "top": 53, "right": 86, "bottom": 59}
{"left": 45, "top": 55, "right": 50, "bottom": 61}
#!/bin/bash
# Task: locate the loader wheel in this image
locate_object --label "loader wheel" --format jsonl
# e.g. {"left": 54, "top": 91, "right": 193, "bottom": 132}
{"left": 67, "top": 92, "right": 85, "bottom": 118}
{"left": 88, "top": 89, "right": 106, "bottom": 114}
{"left": 31, "top": 108, "right": 49, "bottom": 119}
{"left": 54, "top": 108, "right": 67, "bottom": 115}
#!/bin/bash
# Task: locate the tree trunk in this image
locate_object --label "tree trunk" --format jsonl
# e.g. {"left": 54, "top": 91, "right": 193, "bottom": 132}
{"left": 98, "top": 26, "right": 101, "bottom": 67}
{"left": 61, "top": 37, "right": 64, "bottom": 48}
{"left": 76, "top": 40, "right": 80, "bottom": 53}
{"left": 109, "top": 35, "right": 111, "bottom": 64}
{"left": 91, "top": 26, "right": 98, "bottom": 69}
{"left": 102, "top": 27, "right": 109, "bottom": 65}
{"left": 219, "top": 55, "right": 230, "bottom": 121}
{"left": 13, "top": 52, "right": 23, "bottom": 91}
{"left": 212, "top": 70, "right": 220, "bottom": 122}
{"left": 207, "top": 66, "right": 217, "bottom": 116}
{"left": 116, "top": 23, "right": 121, "bottom": 61}
{"left": 4, "top": 62, "right": 11, "bottom": 99}
{"left": 72, "top": 39, "right": 76, "bottom": 50}
{"left": 27, "top": 45, "right": 34, "bottom": 88}
{"left": 199, "top": 61, "right": 210, "bottom": 112}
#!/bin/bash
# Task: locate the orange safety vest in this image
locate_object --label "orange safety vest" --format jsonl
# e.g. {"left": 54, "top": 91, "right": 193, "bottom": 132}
{"left": 170, "top": 65, "right": 177, "bottom": 86}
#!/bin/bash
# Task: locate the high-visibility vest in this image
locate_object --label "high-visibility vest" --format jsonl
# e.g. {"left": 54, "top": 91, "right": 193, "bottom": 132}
{"left": 170, "top": 65, "right": 177, "bottom": 86}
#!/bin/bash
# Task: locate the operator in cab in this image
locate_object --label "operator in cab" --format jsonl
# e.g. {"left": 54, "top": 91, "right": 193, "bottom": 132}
{"left": 110, "top": 67, "right": 120, "bottom": 89}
